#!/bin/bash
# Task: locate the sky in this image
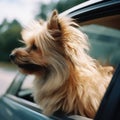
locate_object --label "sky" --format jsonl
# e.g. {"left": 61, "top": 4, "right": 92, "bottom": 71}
{"left": 0, "top": 0, "right": 52, "bottom": 26}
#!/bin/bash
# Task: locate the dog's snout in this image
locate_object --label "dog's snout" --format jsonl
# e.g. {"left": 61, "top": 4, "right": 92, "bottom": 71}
{"left": 9, "top": 54, "right": 16, "bottom": 60}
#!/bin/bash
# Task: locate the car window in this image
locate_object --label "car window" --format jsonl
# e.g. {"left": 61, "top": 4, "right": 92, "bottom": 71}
{"left": 80, "top": 15, "right": 120, "bottom": 67}
{"left": 17, "top": 75, "right": 35, "bottom": 102}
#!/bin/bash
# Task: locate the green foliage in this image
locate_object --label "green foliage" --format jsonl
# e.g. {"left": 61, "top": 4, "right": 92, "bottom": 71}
{"left": 0, "top": 19, "right": 22, "bottom": 61}
{"left": 36, "top": 0, "right": 87, "bottom": 20}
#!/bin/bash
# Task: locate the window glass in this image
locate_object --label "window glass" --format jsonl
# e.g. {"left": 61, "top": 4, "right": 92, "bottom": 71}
{"left": 80, "top": 15, "right": 120, "bottom": 67}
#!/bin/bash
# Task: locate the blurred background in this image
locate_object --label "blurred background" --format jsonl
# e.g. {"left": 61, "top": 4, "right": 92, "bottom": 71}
{"left": 0, "top": 0, "right": 86, "bottom": 95}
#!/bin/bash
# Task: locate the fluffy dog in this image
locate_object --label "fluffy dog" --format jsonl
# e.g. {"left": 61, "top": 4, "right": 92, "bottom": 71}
{"left": 10, "top": 10, "right": 113, "bottom": 118}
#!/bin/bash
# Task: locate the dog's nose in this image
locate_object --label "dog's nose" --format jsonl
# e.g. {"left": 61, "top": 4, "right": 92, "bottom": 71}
{"left": 9, "top": 54, "right": 16, "bottom": 60}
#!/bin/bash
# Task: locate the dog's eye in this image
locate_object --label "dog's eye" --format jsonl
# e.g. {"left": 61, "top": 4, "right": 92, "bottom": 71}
{"left": 31, "top": 44, "right": 37, "bottom": 50}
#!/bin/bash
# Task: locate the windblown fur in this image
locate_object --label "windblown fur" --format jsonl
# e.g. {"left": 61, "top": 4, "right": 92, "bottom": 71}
{"left": 10, "top": 10, "right": 113, "bottom": 118}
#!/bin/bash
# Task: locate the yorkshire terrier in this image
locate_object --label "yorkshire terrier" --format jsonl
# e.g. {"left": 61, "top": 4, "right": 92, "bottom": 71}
{"left": 10, "top": 10, "right": 114, "bottom": 118}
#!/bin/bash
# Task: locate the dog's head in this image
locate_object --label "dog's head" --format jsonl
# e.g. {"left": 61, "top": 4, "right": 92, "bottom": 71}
{"left": 10, "top": 10, "right": 68, "bottom": 76}
{"left": 10, "top": 10, "right": 88, "bottom": 81}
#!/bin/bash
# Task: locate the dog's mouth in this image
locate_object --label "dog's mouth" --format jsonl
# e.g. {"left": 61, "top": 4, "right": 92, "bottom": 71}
{"left": 18, "top": 63, "right": 47, "bottom": 72}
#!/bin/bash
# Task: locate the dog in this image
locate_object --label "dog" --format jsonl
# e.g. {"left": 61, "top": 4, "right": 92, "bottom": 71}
{"left": 10, "top": 10, "right": 114, "bottom": 118}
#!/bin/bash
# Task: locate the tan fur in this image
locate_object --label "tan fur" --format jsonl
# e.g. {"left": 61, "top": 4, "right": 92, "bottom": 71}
{"left": 10, "top": 10, "right": 114, "bottom": 118}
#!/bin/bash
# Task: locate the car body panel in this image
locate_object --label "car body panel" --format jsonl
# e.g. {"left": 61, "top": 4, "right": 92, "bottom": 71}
{"left": 0, "top": 95, "right": 54, "bottom": 120}
{"left": 61, "top": 0, "right": 120, "bottom": 22}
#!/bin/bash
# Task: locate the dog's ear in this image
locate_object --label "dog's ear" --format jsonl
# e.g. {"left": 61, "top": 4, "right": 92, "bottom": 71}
{"left": 47, "top": 10, "right": 60, "bottom": 30}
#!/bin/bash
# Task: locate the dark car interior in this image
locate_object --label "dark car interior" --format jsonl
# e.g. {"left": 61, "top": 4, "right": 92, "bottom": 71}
{"left": 80, "top": 15, "right": 120, "bottom": 30}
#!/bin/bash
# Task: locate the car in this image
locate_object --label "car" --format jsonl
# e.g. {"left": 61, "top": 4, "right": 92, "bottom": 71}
{"left": 0, "top": 0, "right": 120, "bottom": 120}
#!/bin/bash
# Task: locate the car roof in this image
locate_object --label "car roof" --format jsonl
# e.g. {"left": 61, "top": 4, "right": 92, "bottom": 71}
{"left": 60, "top": 0, "right": 120, "bottom": 23}
{"left": 60, "top": 0, "right": 103, "bottom": 16}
